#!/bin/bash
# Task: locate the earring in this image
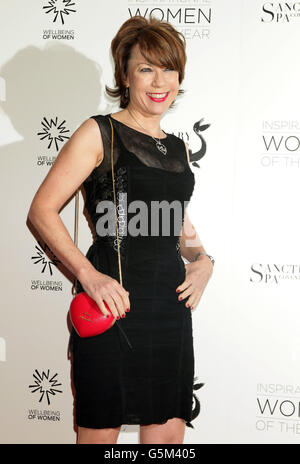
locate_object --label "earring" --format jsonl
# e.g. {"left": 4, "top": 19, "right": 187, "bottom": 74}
{"left": 125, "top": 87, "right": 129, "bottom": 98}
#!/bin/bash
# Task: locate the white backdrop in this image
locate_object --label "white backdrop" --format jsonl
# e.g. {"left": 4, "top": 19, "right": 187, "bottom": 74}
{"left": 0, "top": 0, "right": 299, "bottom": 444}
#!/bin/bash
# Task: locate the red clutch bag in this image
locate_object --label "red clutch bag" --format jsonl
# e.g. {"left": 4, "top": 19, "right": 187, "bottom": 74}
{"left": 69, "top": 117, "right": 122, "bottom": 339}
{"left": 69, "top": 292, "right": 115, "bottom": 338}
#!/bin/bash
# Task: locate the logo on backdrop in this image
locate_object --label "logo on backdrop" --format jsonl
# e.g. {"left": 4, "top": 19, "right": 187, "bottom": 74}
{"left": 128, "top": 0, "right": 212, "bottom": 40}
{"left": 42, "top": 1, "right": 76, "bottom": 39}
{"left": 250, "top": 263, "right": 300, "bottom": 284}
{"left": 28, "top": 369, "right": 62, "bottom": 422}
{"left": 29, "top": 369, "right": 63, "bottom": 405}
{"left": 178, "top": 117, "right": 210, "bottom": 169}
{"left": 261, "top": 120, "right": 300, "bottom": 169}
{"left": 256, "top": 383, "right": 300, "bottom": 435}
{"left": 31, "top": 240, "right": 61, "bottom": 276}
{"left": 37, "top": 116, "right": 70, "bottom": 167}
{"left": 30, "top": 240, "right": 63, "bottom": 291}
{"left": 261, "top": 2, "right": 300, "bottom": 23}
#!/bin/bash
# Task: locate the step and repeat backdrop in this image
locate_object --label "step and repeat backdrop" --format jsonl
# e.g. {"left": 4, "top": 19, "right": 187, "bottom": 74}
{"left": 0, "top": 0, "right": 299, "bottom": 444}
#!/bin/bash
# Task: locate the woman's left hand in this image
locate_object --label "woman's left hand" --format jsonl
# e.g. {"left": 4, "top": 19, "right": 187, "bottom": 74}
{"left": 176, "top": 256, "right": 213, "bottom": 310}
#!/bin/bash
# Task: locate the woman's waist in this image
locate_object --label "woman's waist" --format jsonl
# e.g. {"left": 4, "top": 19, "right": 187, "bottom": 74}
{"left": 94, "top": 233, "right": 181, "bottom": 250}
{"left": 88, "top": 238, "right": 185, "bottom": 272}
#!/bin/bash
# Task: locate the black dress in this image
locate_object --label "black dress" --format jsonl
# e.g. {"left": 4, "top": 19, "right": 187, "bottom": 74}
{"left": 70, "top": 113, "right": 200, "bottom": 429}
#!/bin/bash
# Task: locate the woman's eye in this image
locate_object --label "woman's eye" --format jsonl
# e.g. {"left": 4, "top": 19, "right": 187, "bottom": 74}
{"left": 140, "top": 67, "right": 175, "bottom": 72}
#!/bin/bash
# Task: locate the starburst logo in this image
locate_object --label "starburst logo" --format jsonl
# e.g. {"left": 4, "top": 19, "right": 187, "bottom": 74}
{"left": 31, "top": 240, "right": 61, "bottom": 276}
{"left": 37, "top": 116, "right": 70, "bottom": 151}
{"left": 29, "top": 369, "right": 63, "bottom": 405}
{"left": 43, "top": 0, "right": 76, "bottom": 25}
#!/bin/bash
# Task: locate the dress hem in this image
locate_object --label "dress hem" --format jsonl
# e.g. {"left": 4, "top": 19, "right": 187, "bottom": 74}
{"left": 76, "top": 415, "right": 195, "bottom": 430}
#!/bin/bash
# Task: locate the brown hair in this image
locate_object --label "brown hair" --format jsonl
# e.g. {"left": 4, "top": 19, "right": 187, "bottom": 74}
{"left": 105, "top": 15, "right": 187, "bottom": 109}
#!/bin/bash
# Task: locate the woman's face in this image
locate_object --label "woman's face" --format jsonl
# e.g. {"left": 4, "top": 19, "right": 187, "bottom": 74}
{"left": 124, "top": 43, "right": 180, "bottom": 116}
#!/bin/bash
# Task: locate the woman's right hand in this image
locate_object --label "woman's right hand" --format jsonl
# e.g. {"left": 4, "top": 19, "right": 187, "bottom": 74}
{"left": 78, "top": 268, "right": 130, "bottom": 323}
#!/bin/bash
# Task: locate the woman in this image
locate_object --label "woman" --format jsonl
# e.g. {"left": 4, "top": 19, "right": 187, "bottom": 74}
{"left": 27, "top": 15, "right": 214, "bottom": 444}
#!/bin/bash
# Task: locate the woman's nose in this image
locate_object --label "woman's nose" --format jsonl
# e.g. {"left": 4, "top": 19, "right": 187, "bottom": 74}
{"left": 151, "top": 70, "right": 166, "bottom": 87}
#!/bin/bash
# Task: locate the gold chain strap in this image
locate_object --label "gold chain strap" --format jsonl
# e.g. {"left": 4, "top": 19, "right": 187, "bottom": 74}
{"left": 71, "top": 117, "right": 122, "bottom": 296}
{"left": 108, "top": 117, "right": 123, "bottom": 287}
{"left": 71, "top": 188, "right": 79, "bottom": 296}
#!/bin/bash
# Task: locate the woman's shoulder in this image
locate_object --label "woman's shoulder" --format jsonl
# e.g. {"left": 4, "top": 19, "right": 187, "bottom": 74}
{"left": 82, "top": 113, "right": 120, "bottom": 182}
{"left": 88, "top": 113, "right": 112, "bottom": 142}
{"left": 167, "top": 132, "right": 184, "bottom": 142}
{"left": 165, "top": 132, "right": 190, "bottom": 163}
{"left": 166, "top": 131, "right": 187, "bottom": 150}
{"left": 89, "top": 113, "right": 110, "bottom": 127}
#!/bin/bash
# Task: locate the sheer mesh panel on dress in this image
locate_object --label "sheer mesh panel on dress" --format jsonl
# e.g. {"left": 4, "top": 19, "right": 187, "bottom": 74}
{"left": 85, "top": 114, "right": 187, "bottom": 181}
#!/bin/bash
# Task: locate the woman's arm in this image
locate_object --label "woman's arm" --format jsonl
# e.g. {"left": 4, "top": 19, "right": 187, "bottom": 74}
{"left": 27, "top": 117, "right": 130, "bottom": 319}
{"left": 179, "top": 209, "right": 208, "bottom": 263}
{"left": 177, "top": 209, "right": 214, "bottom": 310}
{"left": 28, "top": 118, "right": 101, "bottom": 280}
{"left": 181, "top": 141, "right": 213, "bottom": 266}
{"left": 177, "top": 140, "right": 214, "bottom": 309}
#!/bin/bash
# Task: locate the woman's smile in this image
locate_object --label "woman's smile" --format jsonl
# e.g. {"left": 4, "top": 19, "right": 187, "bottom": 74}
{"left": 146, "top": 91, "right": 170, "bottom": 102}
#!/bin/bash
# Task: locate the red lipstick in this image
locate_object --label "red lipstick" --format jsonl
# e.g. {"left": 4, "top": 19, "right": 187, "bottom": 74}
{"left": 147, "top": 92, "right": 169, "bottom": 103}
